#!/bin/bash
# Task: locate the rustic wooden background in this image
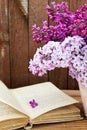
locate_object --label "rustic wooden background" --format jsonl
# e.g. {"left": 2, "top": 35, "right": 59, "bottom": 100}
{"left": 0, "top": 0, "right": 86, "bottom": 89}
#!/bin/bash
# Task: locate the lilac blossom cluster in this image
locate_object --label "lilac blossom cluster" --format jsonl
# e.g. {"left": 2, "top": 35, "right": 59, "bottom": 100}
{"left": 69, "top": 4, "right": 87, "bottom": 43}
{"left": 29, "top": 36, "right": 87, "bottom": 88}
{"left": 29, "top": 2, "right": 87, "bottom": 88}
{"left": 32, "top": 20, "right": 68, "bottom": 43}
{"left": 46, "top": 1, "right": 74, "bottom": 25}
{"left": 32, "top": 2, "right": 87, "bottom": 43}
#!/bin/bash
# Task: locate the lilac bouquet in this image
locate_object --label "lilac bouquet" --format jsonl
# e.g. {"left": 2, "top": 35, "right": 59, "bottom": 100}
{"left": 29, "top": 2, "right": 87, "bottom": 88}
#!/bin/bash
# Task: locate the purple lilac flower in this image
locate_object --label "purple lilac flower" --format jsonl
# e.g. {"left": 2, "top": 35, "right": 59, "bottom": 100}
{"left": 30, "top": 2, "right": 87, "bottom": 88}
{"left": 29, "top": 99, "right": 38, "bottom": 108}
{"left": 32, "top": 2, "right": 74, "bottom": 44}
{"left": 68, "top": 4, "right": 87, "bottom": 42}
{"left": 32, "top": 2, "right": 87, "bottom": 44}
{"left": 32, "top": 21, "right": 68, "bottom": 43}
{"left": 46, "top": 1, "right": 74, "bottom": 25}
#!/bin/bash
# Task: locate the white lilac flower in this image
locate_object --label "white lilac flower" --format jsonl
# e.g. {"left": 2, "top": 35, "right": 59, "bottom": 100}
{"left": 29, "top": 35, "right": 87, "bottom": 88}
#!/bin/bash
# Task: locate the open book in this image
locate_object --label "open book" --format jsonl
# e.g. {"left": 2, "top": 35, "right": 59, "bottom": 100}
{"left": 0, "top": 81, "right": 82, "bottom": 130}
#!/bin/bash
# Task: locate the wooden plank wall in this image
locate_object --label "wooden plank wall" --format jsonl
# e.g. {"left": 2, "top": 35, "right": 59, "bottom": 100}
{"left": 0, "top": 0, "right": 10, "bottom": 87}
{"left": 0, "top": 0, "right": 87, "bottom": 89}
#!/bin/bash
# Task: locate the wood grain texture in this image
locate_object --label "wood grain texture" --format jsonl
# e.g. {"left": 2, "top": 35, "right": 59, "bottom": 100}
{"left": 0, "top": 0, "right": 86, "bottom": 88}
{"left": 0, "top": 0, "right": 10, "bottom": 87}
{"left": 48, "top": 0, "right": 69, "bottom": 89}
{"left": 16, "top": 0, "right": 28, "bottom": 17}
{"left": 9, "top": 0, "right": 29, "bottom": 88}
{"left": 69, "top": 0, "right": 78, "bottom": 12}
{"left": 77, "top": 0, "right": 87, "bottom": 9}
{"left": 29, "top": 120, "right": 87, "bottom": 130}
{"left": 28, "top": 0, "right": 48, "bottom": 85}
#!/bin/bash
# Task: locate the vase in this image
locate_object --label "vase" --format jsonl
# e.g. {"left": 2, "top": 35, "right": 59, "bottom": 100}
{"left": 78, "top": 82, "right": 87, "bottom": 118}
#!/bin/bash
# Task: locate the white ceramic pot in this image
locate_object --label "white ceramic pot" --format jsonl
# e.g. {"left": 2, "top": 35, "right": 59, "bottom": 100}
{"left": 78, "top": 82, "right": 87, "bottom": 118}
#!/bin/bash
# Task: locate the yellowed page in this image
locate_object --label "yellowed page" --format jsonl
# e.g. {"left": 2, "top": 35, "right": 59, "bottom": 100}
{"left": 0, "top": 101, "right": 29, "bottom": 130}
{"left": 10, "top": 82, "right": 78, "bottom": 119}
{"left": 0, "top": 81, "right": 26, "bottom": 114}
{"left": 0, "top": 101, "right": 27, "bottom": 121}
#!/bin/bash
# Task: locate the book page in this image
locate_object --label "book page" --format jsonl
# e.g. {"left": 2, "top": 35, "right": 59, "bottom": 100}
{"left": 0, "top": 101, "right": 27, "bottom": 121}
{"left": 0, "top": 81, "right": 26, "bottom": 114}
{"left": 10, "top": 82, "right": 78, "bottom": 119}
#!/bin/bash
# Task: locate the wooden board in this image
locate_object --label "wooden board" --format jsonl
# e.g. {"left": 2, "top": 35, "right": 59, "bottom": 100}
{"left": 0, "top": 0, "right": 10, "bottom": 87}
{"left": 0, "top": 0, "right": 86, "bottom": 88}
{"left": 28, "top": 0, "right": 48, "bottom": 85}
{"left": 9, "top": 0, "right": 29, "bottom": 88}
